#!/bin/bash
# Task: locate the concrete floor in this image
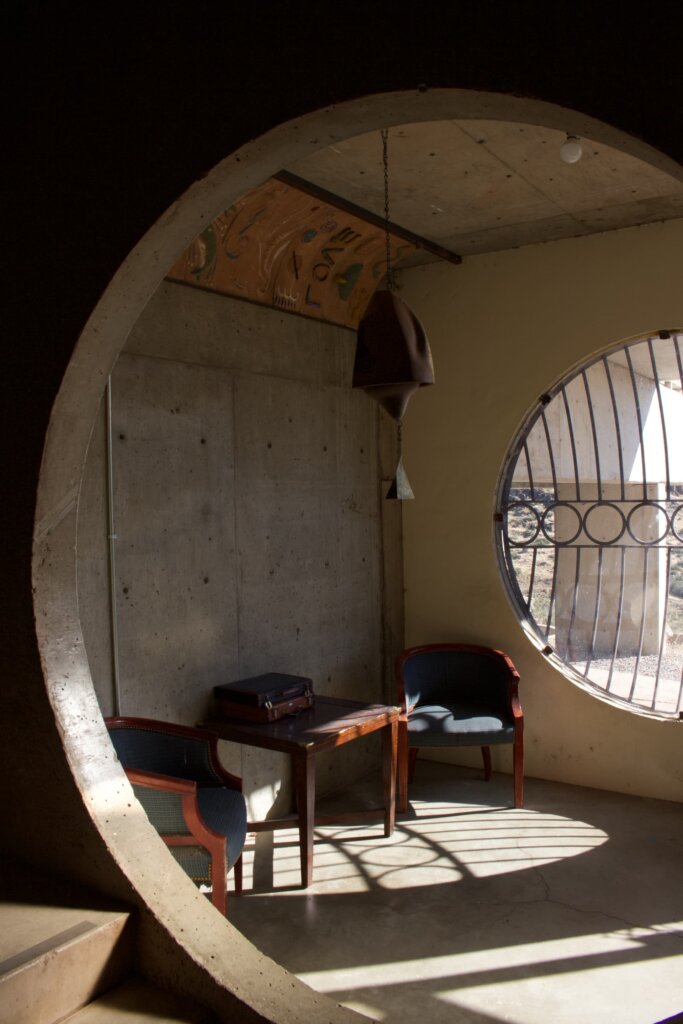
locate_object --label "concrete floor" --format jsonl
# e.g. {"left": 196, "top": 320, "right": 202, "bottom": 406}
{"left": 229, "top": 761, "right": 683, "bottom": 1024}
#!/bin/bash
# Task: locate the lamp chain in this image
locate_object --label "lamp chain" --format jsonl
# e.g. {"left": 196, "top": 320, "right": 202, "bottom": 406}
{"left": 381, "top": 127, "right": 394, "bottom": 292}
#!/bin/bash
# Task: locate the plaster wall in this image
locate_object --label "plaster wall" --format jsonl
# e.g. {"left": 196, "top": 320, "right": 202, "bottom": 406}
{"left": 400, "top": 217, "right": 683, "bottom": 802}
{"left": 78, "top": 282, "right": 402, "bottom": 817}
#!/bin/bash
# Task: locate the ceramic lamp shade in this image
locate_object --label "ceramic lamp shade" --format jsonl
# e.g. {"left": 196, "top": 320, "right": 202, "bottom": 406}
{"left": 352, "top": 290, "right": 434, "bottom": 420}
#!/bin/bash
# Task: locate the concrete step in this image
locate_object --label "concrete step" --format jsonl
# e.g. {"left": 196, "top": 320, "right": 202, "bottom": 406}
{"left": 0, "top": 862, "right": 135, "bottom": 1024}
{"left": 62, "top": 978, "right": 214, "bottom": 1023}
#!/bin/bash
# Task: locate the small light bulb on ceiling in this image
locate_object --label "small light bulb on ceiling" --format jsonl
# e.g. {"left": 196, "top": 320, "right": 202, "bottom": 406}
{"left": 560, "top": 135, "right": 583, "bottom": 164}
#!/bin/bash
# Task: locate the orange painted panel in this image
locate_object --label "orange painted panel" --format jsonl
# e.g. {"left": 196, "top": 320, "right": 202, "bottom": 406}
{"left": 166, "top": 178, "right": 418, "bottom": 328}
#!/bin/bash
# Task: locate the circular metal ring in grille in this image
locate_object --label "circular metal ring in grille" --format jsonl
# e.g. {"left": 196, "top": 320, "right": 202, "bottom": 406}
{"left": 673, "top": 507, "right": 683, "bottom": 544}
{"left": 496, "top": 330, "right": 683, "bottom": 719}
{"left": 583, "top": 502, "right": 626, "bottom": 546}
{"left": 540, "top": 502, "right": 583, "bottom": 546}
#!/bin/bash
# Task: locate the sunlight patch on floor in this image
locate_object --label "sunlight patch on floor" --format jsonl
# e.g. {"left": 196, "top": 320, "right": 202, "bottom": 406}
{"left": 230, "top": 769, "right": 683, "bottom": 1024}
{"left": 437, "top": 946, "right": 683, "bottom": 1024}
{"left": 297, "top": 927, "right": 656, "bottom": 991}
{"left": 241, "top": 802, "right": 608, "bottom": 895}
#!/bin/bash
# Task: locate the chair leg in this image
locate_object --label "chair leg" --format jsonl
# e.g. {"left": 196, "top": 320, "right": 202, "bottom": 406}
{"left": 210, "top": 855, "right": 228, "bottom": 917}
{"left": 513, "top": 734, "right": 524, "bottom": 808}
{"left": 233, "top": 853, "right": 243, "bottom": 895}
{"left": 408, "top": 746, "right": 419, "bottom": 783}
{"left": 398, "top": 720, "right": 409, "bottom": 813}
{"left": 481, "top": 745, "right": 492, "bottom": 781}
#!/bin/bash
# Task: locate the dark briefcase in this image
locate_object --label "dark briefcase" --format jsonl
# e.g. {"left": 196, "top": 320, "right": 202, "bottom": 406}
{"left": 214, "top": 673, "right": 314, "bottom": 722}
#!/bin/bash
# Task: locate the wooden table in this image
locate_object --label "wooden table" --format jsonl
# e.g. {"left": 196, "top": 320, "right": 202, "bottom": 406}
{"left": 204, "top": 696, "right": 398, "bottom": 888}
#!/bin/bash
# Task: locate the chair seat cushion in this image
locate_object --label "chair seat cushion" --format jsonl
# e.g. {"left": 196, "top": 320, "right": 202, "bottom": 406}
{"left": 407, "top": 702, "right": 515, "bottom": 747}
{"left": 197, "top": 787, "right": 247, "bottom": 868}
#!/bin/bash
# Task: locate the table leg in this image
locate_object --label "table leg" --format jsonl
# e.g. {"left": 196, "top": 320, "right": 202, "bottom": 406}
{"left": 292, "top": 750, "right": 315, "bottom": 887}
{"left": 382, "top": 718, "right": 397, "bottom": 836}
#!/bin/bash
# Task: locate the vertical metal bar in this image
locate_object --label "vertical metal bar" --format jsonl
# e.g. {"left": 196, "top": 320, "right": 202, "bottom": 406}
{"left": 523, "top": 440, "right": 535, "bottom": 501}
{"left": 545, "top": 547, "right": 558, "bottom": 641}
{"left": 675, "top": 672, "right": 683, "bottom": 716}
{"left": 602, "top": 356, "right": 626, "bottom": 502}
{"left": 674, "top": 333, "right": 683, "bottom": 396}
{"left": 652, "top": 545, "right": 671, "bottom": 712}
{"left": 584, "top": 546, "right": 603, "bottom": 677}
{"left": 581, "top": 368, "right": 602, "bottom": 500}
{"left": 541, "top": 408, "right": 558, "bottom": 497}
{"left": 673, "top": 546, "right": 683, "bottom": 714}
{"left": 527, "top": 546, "right": 537, "bottom": 611}
{"left": 561, "top": 386, "right": 582, "bottom": 501}
{"left": 674, "top": 334, "right": 683, "bottom": 650}
{"left": 624, "top": 345, "right": 648, "bottom": 502}
{"left": 647, "top": 336, "right": 671, "bottom": 501}
{"left": 566, "top": 547, "right": 582, "bottom": 664}
{"left": 503, "top": 523, "right": 530, "bottom": 618}
{"left": 606, "top": 546, "right": 626, "bottom": 693}
{"left": 628, "top": 546, "right": 649, "bottom": 702}
{"left": 540, "top": 406, "right": 559, "bottom": 642}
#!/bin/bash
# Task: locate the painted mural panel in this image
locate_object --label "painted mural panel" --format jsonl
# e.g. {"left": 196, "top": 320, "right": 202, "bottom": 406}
{"left": 166, "top": 177, "right": 419, "bottom": 328}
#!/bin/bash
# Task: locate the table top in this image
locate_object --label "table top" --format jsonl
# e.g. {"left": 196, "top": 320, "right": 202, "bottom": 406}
{"left": 203, "top": 695, "right": 399, "bottom": 755}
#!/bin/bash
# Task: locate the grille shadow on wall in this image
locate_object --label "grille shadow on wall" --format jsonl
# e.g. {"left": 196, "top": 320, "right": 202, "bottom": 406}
{"left": 496, "top": 331, "right": 683, "bottom": 719}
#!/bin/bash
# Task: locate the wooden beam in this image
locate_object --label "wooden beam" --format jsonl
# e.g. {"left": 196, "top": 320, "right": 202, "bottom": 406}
{"left": 275, "top": 170, "right": 462, "bottom": 266}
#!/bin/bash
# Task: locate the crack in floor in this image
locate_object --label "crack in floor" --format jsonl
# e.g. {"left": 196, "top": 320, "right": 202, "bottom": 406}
{"left": 514, "top": 862, "right": 683, "bottom": 946}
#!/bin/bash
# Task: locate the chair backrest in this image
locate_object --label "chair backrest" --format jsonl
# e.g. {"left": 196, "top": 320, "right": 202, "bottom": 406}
{"left": 106, "top": 718, "right": 222, "bottom": 785}
{"left": 398, "top": 644, "right": 516, "bottom": 711}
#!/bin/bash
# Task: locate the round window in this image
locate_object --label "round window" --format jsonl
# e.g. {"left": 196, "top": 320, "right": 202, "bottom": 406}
{"left": 496, "top": 330, "right": 683, "bottom": 719}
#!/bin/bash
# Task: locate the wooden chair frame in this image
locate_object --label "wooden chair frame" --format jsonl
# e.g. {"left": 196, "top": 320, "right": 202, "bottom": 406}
{"left": 106, "top": 716, "right": 244, "bottom": 915}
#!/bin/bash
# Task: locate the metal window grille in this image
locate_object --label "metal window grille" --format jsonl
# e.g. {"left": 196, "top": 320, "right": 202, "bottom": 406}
{"left": 496, "top": 331, "right": 683, "bottom": 719}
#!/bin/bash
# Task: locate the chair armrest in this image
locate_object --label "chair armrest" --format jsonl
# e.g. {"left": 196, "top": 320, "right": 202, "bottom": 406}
{"left": 509, "top": 689, "right": 524, "bottom": 720}
{"left": 125, "top": 767, "right": 196, "bottom": 794}
{"left": 496, "top": 650, "right": 520, "bottom": 683}
{"left": 490, "top": 650, "right": 522, "bottom": 720}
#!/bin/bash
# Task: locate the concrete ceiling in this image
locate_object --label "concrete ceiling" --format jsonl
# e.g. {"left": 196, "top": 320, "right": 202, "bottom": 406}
{"left": 288, "top": 120, "right": 683, "bottom": 264}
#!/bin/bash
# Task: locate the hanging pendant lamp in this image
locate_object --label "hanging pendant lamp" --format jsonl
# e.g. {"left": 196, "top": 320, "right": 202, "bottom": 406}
{"left": 352, "top": 128, "right": 434, "bottom": 499}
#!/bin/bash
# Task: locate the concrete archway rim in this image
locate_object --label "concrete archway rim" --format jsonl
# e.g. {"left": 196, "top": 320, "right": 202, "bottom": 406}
{"left": 31, "top": 86, "right": 682, "bottom": 1020}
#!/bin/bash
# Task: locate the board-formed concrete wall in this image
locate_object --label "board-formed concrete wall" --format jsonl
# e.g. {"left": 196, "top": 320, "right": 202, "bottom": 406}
{"left": 400, "top": 217, "right": 683, "bottom": 803}
{"left": 77, "top": 281, "right": 403, "bottom": 816}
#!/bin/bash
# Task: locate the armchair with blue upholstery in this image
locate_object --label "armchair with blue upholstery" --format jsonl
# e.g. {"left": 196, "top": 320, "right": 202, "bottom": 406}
{"left": 105, "top": 716, "right": 247, "bottom": 916}
{"left": 396, "top": 643, "right": 523, "bottom": 812}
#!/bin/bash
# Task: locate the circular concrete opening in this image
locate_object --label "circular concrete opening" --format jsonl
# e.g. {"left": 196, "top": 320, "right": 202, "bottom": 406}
{"left": 496, "top": 329, "right": 683, "bottom": 720}
{"left": 32, "top": 89, "right": 682, "bottom": 1021}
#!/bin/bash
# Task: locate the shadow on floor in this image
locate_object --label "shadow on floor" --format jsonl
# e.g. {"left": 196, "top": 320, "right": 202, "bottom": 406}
{"left": 228, "top": 761, "right": 683, "bottom": 1024}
